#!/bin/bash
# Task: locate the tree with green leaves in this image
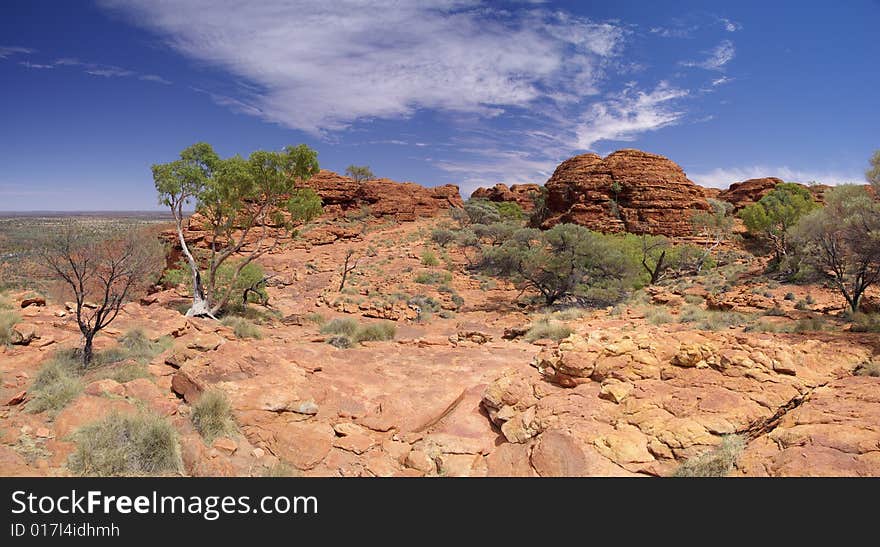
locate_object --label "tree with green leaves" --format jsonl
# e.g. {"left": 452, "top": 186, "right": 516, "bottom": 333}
{"left": 739, "top": 182, "right": 818, "bottom": 263}
{"left": 691, "top": 198, "right": 735, "bottom": 272}
{"left": 480, "top": 223, "right": 638, "bottom": 306}
{"left": 867, "top": 150, "right": 880, "bottom": 190}
{"left": 345, "top": 165, "right": 374, "bottom": 183}
{"left": 792, "top": 185, "right": 880, "bottom": 313}
{"left": 153, "top": 143, "right": 323, "bottom": 317}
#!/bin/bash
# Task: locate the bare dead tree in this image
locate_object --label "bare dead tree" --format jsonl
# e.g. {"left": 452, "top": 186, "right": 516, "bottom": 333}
{"left": 40, "top": 224, "right": 163, "bottom": 367}
{"left": 338, "top": 249, "right": 359, "bottom": 292}
{"left": 640, "top": 235, "right": 669, "bottom": 285}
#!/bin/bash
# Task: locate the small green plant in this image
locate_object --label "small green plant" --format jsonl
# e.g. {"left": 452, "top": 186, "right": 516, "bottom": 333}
{"left": 25, "top": 355, "right": 83, "bottom": 415}
{"left": 671, "top": 435, "right": 745, "bottom": 477}
{"left": 321, "top": 317, "right": 360, "bottom": 338}
{"left": 679, "top": 305, "right": 751, "bottom": 331}
{"left": 764, "top": 307, "right": 787, "bottom": 317}
{"left": 850, "top": 312, "right": 880, "bottom": 333}
{"left": 855, "top": 360, "right": 880, "bottom": 377}
{"left": 221, "top": 316, "right": 262, "bottom": 339}
{"left": 304, "top": 312, "right": 326, "bottom": 325}
{"left": 68, "top": 412, "right": 181, "bottom": 476}
{"left": 414, "top": 271, "right": 452, "bottom": 285}
{"left": 525, "top": 319, "right": 573, "bottom": 342}
{"left": 0, "top": 311, "right": 20, "bottom": 345}
{"left": 420, "top": 250, "right": 440, "bottom": 266}
{"left": 430, "top": 228, "right": 456, "bottom": 247}
{"left": 191, "top": 390, "right": 236, "bottom": 442}
{"left": 645, "top": 306, "right": 676, "bottom": 325}
{"left": 794, "top": 299, "right": 810, "bottom": 310}
{"left": 354, "top": 321, "right": 397, "bottom": 342}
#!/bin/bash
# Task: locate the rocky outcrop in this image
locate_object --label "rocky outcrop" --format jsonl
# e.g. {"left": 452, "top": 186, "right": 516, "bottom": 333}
{"left": 296, "top": 170, "right": 463, "bottom": 221}
{"left": 541, "top": 149, "right": 711, "bottom": 236}
{"left": 470, "top": 183, "right": 542, "bottom": 211}
{"left": 717, "top": 177, "right": 785, "bottom": 211}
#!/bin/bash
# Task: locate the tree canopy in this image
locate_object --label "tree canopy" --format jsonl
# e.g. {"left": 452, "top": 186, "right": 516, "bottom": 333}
{"left": 154, "top": 142, "right": 323, "bottom": 317}
{"left": 345, "top": 165, "right": 374, "bottom": 183}
{"left": 739, "top": 182, "right": 818, "bottom": 263}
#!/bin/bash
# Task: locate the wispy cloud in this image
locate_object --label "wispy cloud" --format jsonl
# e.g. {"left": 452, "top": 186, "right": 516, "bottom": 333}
{"left": 711, "top": 76, "right": 734, "bottom": 86}
{"left": 98, "top": 0, "right": 626, "bottom": 135}
{"left": 138, "top": 74, "right": 172, "bottom": 84}
{"left": 719, "top": 18, "right": 742, "bottom": 32}
{"left": 574, "top": 81, "right": 689, "bottom": 150}
{"left": 19, "top": 61, "right": 54, "bottom": 69}
{"left": 432, "top": 148, "right": 559, "bottom": 196}
{"left": 0, "top": 46, "right": 34, "bottom": 59}
{"left": 681, "top": 39, "right": 735, "bottom": 71}
{"left": 85, "top": 66, "right": 135, "bottom": 78}
{"left": 690, "top": 166, "right": 863, "bottom": 189}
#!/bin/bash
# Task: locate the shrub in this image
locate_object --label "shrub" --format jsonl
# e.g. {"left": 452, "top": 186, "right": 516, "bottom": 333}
{"left": 414, "top": 271, "right": 452, "bottom": 285}
{"left": 321, "top": 317, "right": 360, "bottom": 338}
{"left": 25, "top": 355, "right": 83, "bottom": 415}
{"left": 764, "top": 307, "right": 787, "bottom": 317}
{"left": 191, "top": 390, "right": 236, "bottom": 442}
{"left": 420, "top": 250, "right": 440, "bottom": 266}
{"left": 0, "top": 311, "right": 19, "bottom": 345}
{"left": 784, "top": 292, "right": 796, "bottom": 301}
{"left": 805, "top": 294, "right": 815, "bottom": 305}
{"left": 525, "top": 320, "right": 573, "bottom": 342}
{"left": 645, "top": 306, "right": 675, "bottom": 325}
{"left": 221, "top": 316, "right": 262, "bottom": 339}
{"left": 795, "top": 299, "right": 810, "bottom": 310}
{"left": 679, "top": 305, "right": 751, "bottom": 331}
{"left": 671, "top": 435, "right": 745, "bottom": 477}
{"left": 263, "top": 461, "right": 302, "bottom": 477}
{"left": 850, "top": 312, "right": 880, "bottom": 333}
{"left": 304, "top": 312, "right": 326, "bottom": 325}
{"left": 430, "top": 228, "right": 456, "bottom": 247}
{"left": 855, "top": 361, "right": 880, "bottom": 377}
{"left": 68, "top": 412, "right": 181, "bottom": 476}
{"left": 354, "top": 321, "right": 396, "bottom": 342}
{"left": 118, "top": 329, "right": 172, "bottom": 362}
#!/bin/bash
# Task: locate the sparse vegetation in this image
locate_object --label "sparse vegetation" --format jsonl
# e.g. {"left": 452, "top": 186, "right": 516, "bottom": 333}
{"left": 221, "top": 316, "right": 262, "bottom": 339}
{"left": 0, "top": 310, "right": 20, "bottom": 345}
{"left": 68, "top": 412, "right": 181, "bottom": 476}
{"left": 191, "top": 390, "right": 236, "bottom": 442}
{"left": 524, "top": 319, "right": 573, "bottom": 342}
{"left": 345, "top": 165, "right": 374, "bottom": 182}
{"left": 25, "top": 354, "right": 84, "bottom": 415}
{"left": 321, "top": 317, "right": 395, "bottom": 345}
{"left": 672, "top": 435, "right": 745, "bottom": 477}
{"left": 849, "top": 312, "right": 880, "bottom": 333}
{"left": 420, "top": 250, "right": 440, "bottom": 266}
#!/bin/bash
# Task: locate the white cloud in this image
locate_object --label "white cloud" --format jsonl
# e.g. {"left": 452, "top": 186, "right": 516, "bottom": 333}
{"left": 719, "top": 18, "right": 742, "bottom": 32}
{"left": 0, "top": 46, "right": 33, "bottom": 59}
{"left": 432, "top": 148, "right": 558, "bottom": 196}
{"left": 574, "top": 81, "right": 689, "bottom": 149}
{"left": 139, "top": 74, "right": 172, "bottom": 84}
{"left": 19, "top": 61, "right": 53, "bottom": 69}
{"left": 690, "top": 166, "right": 864, "bottom": 189}
{"left": 98, "top": 0, "right": 626, "bottom": 135}
{"left": 681, "top": 39, "right": 735, "bottom": 71}
{"left": 711, "top": 76, "right": 733, "bottom": 86}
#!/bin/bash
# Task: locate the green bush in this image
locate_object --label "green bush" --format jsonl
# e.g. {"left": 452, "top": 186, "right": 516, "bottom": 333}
{"left": 304, "top": 312, "right": 326, "bottom": 325}
{"left": 354, "top": 321, "right": 396, "bottom": 342}
{"left": 855, "top": 361, "right": 880, "bottom": 377}
{"left": 672, "top": 435, "right": 745, "bottom": 477}
{"left": 191, "top": 389, "right": 236, "bottom": 442}
{"left": 679, "top": 305, "right": 751, "bottom": 331}
{"left": 850, "top": 312, "right": 880, "bottom": 333}
{"left": 25, "top": 355, "right": 83, "bottom": 415}
{"left": 420, "top": 250, "right": 440, "bottom": 266}
{"left": 645, "top": 306, "right": 676, "bottom": 325}
{"left": 525, "top": 319, "right": 573, "bottom": 342}
{"left": 0, "top": 311, "right": 19, "bottom": 345}
{"left": 118, "top": 329, "right": 173, "bottom": 362}
{"left": 321, "top": 317, "right": 360, "bottom": 338}
{"left": 68, "top": 412, "right": 181, "bottom": 476}
{"left": 221, "top": 316, "right": 262, "bottom": 339}
{"left": 430, "top": 228, "right": 456, "bottom": 247}
{"left": 414, "top": 271, "right": 452, "bottom": 285}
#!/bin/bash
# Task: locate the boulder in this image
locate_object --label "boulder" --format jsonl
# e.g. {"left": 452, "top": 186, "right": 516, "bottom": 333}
{"left": 541, "top": 149, "right": 711, "bottom": 236}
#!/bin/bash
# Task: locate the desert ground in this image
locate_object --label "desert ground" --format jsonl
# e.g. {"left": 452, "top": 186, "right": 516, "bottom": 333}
{"left": 2, "top": 149, "right": 879, "bottom": 477}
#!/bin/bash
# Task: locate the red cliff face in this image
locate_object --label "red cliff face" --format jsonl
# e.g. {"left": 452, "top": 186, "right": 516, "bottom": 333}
{"left": 470, "top": 183, "right": 542, "bottom": 211}
{"left": 295, "top": 170, "right": 463, "bottom": 220}
{"left": 541, "top": 149, "right": 711, "bottom": 236}
{"left": 716, "top": 177, "right": 785, "bottom": 211}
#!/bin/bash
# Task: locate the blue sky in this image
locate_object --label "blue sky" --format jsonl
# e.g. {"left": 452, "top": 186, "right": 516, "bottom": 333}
{"left": 1, "top": 0, "right": 879, "bottom": 210}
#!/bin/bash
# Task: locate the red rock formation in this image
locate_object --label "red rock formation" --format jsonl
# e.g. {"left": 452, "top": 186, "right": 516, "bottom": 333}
{"left": 541, "top": 149, "right": 711, "bottom": 236}
{"left": 470, "top": 183, "right": 542, "bottom": 211}
{"left": 295, "top": 170, "right": 463, "bottom": 220}
{"left": 717, "top": 177, "right": 785, "bottom": 211}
